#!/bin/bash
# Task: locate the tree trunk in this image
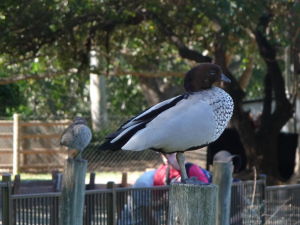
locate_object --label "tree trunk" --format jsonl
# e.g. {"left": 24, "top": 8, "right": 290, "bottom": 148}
{"left": 89, "top": 73, "right": 108, "bottom": 131}
{"left": 255, "top": 134, "right": 279, "bottom": 181}
{"left": 89, "top": 48, "right": 108, "bottom": 131}
{"left": 211, "top": 20, "right": 294, "bottom": 184}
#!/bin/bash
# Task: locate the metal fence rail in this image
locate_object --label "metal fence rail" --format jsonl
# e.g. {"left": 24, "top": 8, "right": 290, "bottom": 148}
{"left": 2, "top": 180, "right": 300, "bottom": 225}
{"left": 12, "top": 193, "right": 60, "bottom": 225}
{"left": 84, "top": 189, "right": 112, "bottom": 225}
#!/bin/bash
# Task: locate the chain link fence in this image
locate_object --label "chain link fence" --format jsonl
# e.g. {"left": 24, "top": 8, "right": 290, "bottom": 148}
{"left": 0, "top": 114, "right": 207, "bottom": 174}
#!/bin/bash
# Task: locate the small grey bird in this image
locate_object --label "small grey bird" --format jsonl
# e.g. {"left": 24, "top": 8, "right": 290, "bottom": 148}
{"left": 60, "top": 117, "right": 92, "bottom": 159}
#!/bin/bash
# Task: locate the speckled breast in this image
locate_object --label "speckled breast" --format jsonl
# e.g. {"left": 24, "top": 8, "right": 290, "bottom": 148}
{"left": 207, "top": 87, "right": 234, "bottom": 141}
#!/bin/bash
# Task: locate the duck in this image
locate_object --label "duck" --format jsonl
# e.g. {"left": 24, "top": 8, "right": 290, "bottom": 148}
{"left": 60, "top": 117, "right": 92, "bottom": 159}
{"left": 99, "top": 63, "right": 234, "bottom": 183}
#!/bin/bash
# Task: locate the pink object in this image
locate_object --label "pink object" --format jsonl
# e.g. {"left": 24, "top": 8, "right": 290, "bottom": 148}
{"left": 153, "top": 163, "right": 209, "bottom": 186}
{"left": 188, "top": 164, "right": 209, "bottom": 183}
{"left": 153, "top": 165, "right": 181, "bottom": 186}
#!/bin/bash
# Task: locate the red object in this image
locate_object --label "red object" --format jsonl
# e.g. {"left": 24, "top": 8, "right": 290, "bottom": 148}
{"left": 153, "top": 165, "right": 180, "bottom": 186}
{"left": 153, "top": 163, "right": 209, "bottom": 186}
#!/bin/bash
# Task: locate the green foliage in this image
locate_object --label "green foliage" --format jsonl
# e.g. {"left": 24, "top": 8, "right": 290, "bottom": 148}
{"left": 107, "top": 75, "right": 147, "bottom": 116}
{"left": 18, "top": 72, "right": 91, "bottom": 120}
{"left": 247, "top": 66, "right": 265, "bottom": 100}
{"left": 0, "top": 0, "right": 297, "bottom": 119}
{"left": 0, "top": 83, "right": 23, "bottom": 117}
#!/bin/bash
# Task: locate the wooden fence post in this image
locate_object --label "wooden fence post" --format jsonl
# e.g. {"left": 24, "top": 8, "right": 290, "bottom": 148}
{"left": 13, "top": 113, "right": 21, "bottom": 175}
{"left": 212, "top": 161, "right": 233, "bottom": 225}
{"left": 168, "top": 183, "right": 217, "bottom": 225}
{"left": 120, "top": 172, "right": 128, "bottom": 187}
{"left": 59, "top": 158, "right": 87, "bottom": 225}
{"left": 1, "top": 174, "right": 12, "bottom": 225}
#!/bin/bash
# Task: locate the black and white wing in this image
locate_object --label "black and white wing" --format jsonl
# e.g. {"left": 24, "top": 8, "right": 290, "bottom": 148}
{"left": 98, "top": 94, "right": 185, "bottom": 150}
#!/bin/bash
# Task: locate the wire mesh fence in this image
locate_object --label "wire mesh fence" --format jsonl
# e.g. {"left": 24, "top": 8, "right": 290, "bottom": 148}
{"left": 114, "top": 186, "right": 169, "bottom": 225}
{"left": 2, "top": 179, "right": 300, "bottom": 225}
{"left": 0, "top": 116, "right": 167, "bottom": 173}
{"left": 231, "top": 180, "right": 265, "bottom": 225}
{"left": 84, "top": 147, "right": 162, "bottom": 173}
{"left": 265, "top": 184, "right": 300, "bottom": 225}
{"left": 0, "top": 115, "right": 207, "bottom": 174}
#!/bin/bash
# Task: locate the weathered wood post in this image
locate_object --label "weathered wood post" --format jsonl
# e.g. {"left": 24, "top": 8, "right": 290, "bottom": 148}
{"left": 168, "top": 183, "right": 218, "bottom": 225}
{"left": 212, "top": 161, "right": 233, "bottom": 225}
{"left": 59, "top": 158, "right": 87, "bottom": 225}
{"left": 1, "top": 174, "right": 12, "bottom": 225}
{"left": 12, "top": 113, "right": 20, "bottom": 175}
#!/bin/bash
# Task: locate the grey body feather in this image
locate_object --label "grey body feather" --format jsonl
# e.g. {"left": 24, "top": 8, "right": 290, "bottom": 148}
{"left": 60, "top": 117, "right": 92, "bottom": 154}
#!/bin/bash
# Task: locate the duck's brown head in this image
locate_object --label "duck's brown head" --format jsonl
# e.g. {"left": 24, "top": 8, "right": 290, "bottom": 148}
{"left": 184, "top": 63, "right": 231, "bottom": 92}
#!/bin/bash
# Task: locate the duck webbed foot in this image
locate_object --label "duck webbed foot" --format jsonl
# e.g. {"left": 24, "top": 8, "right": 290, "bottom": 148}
{"left": 176, "top": 152, "right": 188, "bottom": 181}
{"left": 176, "top": 152, "right": 209, "bottom": 185}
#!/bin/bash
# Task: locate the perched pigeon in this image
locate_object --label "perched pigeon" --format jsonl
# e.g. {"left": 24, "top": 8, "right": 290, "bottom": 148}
{"left": 99, "top": 63, "right": 234, "bottom": 183}
{"left": 60, "top": 117, "right": 92, "bottom": 159}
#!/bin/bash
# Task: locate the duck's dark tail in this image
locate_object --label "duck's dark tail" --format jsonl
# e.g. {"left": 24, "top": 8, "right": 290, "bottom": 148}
{"left": 98, "top": 140, "right": 121, "bottom": 151}
{"left": 98, "top": 122, "right": 148, "bottom": 151}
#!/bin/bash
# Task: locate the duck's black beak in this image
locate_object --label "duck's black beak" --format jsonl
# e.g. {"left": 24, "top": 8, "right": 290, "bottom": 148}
{"left": 221, "top": 74, "right": 231, "bottom": 83}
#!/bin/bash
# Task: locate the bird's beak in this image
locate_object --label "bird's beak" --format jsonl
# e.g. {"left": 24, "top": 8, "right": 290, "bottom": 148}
{"left": 221, "top": 74, "right": 231, "bottom": 83}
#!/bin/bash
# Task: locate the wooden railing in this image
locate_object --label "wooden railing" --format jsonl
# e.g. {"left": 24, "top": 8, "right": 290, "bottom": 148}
{"left": 0, "top": 114, "right": 71, "bottom": 174}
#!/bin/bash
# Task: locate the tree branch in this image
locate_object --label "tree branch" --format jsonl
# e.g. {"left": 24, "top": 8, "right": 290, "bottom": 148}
{"left": 0, "top": 69, "right": 186, "bottom": 85}
{"left": 0, "top": 71, "right": 67, "bottom": 85}
{"left": 254, "top": 13, "right": 293, "bottom": 133}
{"left": 148, "top": 12, "right": 212, "bottom": 63}
{"left": 3, "top": 8, "right": 146, "bottom": 57}
{"left": 213, "top": 32, "right": 258, "bottom": 162}
{"left": 169, "top": 36, "right": 212, "bottom": 63}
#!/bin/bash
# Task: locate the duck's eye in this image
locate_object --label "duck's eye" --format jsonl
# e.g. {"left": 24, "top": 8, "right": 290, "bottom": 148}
{"left": 209, "top": 70, "right": 217, "bottom": 76}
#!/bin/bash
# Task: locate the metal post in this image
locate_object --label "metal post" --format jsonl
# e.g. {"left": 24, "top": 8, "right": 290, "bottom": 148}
{"left": 1, "top": 174, "right": 12, "bottom": 225}
{"left": 213, "top": 161, "right": 233, "bottom": 225}
{"left": 85, "top": 172, "right": 96, "bottom": 225}
{"left": 107, "top": 181, "right": 116, "bottom": 225}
